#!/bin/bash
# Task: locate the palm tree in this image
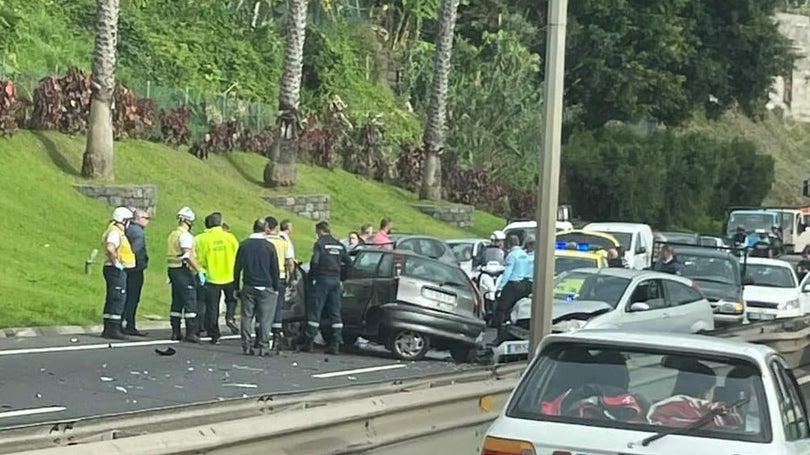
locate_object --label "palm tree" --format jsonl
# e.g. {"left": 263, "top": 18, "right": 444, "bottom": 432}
{"left": 81, "top": 0, "right": 120, "bottom": 180}
{"left": 263, "top": 0, "right": 310, "bottom": 187}
{"left": 419, "top": 0, "right": 459, "bottom": 201}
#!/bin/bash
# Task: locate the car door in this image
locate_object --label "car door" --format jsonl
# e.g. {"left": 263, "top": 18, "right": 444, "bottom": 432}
{"left": 620, "top": 278, "right": 671, "bottom": 331}
{"left": 770, "top": 359, "right": 810, "bottom": 454}
{"left": 341, "top": 251, "right": 383, "bottom": 328}
{"left": 662, "top": 278, "right": 712, "bottom": 333}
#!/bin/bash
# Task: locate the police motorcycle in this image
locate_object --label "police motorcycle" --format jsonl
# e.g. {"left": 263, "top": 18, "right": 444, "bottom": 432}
{"left": 473, "top": 260, "right": 505, "bottom": 327}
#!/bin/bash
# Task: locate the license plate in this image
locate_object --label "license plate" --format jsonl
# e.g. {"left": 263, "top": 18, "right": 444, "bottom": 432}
{"left": 748, "top": 312, "right": 776, "bottom": 321}
{"left": 505, "top": 341, "right": 529, "bottom": 355}
{"left": 421, "top": 287, "right": 457, "bottom": 306}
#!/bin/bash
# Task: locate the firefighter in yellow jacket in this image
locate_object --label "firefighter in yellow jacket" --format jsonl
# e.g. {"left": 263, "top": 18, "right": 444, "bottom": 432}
{"left": 101, "top": 207, "right": 137, "bottom": 340}
{"left": 195, "top": 212, "right": 239, "bottom": 344}
{"left": 167, "top": 206, "right": 204, "bottom": 343}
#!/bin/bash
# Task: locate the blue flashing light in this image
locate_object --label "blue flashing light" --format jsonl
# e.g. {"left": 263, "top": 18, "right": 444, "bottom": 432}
{"left": 555, "top": 241, "right": 592, "bottom": 251}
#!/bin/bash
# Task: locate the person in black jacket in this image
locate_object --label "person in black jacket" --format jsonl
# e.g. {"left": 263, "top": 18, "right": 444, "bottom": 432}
{"left": 123, "top": 208, "right": 150, "bottom": 336}
{"left": 301, "top": 221, "right": 351, "bottom": 354}
{"left": 233, "top": 218, "right": 280, "bottom": 356}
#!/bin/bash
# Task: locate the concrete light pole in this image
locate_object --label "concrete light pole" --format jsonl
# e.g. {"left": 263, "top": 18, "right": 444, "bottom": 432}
{"left": 530, "top": 0, "right": 568, "bottom": 354}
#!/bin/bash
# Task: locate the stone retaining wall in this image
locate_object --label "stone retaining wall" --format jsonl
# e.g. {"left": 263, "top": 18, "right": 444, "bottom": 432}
{"left": 74, "top": 184, "right": 158, "bottom": 216}
{"left": 413, "top": 204, "right": 473, "bottom": 228}
{"left": 263, "top": 194, "right": 330, "bottom": 221}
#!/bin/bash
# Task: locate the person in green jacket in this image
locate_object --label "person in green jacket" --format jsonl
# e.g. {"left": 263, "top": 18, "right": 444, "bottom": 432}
{"left": 195, "top": 212, "right": 240, "bottom": 344}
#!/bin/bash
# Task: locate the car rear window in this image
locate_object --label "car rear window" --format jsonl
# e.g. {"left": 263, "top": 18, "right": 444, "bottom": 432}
{"left": 555, "top": 256, "right": 597, "bottom": 275}
{"left": 402, "top": 256, "right": 470, "bottom": 289}
{"left": 506, "top": 342, "right": 770, "bottom": 443}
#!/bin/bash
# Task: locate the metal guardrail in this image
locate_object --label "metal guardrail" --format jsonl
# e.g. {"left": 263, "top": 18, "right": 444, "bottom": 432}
{"left": 12, "top": 372, "right": 523, "bottom": 455}
{"left": 0, "top": 362, "right": 526, "bottom": 454}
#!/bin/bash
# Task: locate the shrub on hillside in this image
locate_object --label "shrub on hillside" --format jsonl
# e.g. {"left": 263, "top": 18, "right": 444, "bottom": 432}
{"left": 240, "top": 126, "right": 274, "bottom": 156}
{"left": 189, "top": 120, "right": 241, "bottom": 159}
{"left": 444, "top": 166, "right": 509, "bottom": 215}
{"left": 0, "top": 80, "right": 26, "bottom": 135}
{"left": 299, "top": 113, "right": 340, "bottom": 168}
{"left": 395, "top": 143, "right": 423, "bottom": 192}
{"left": 113, "top": 84, "right": 156, "bottom": 140}
{"left": 29, "top": 75, "right": 62, "bottom": 130}
{"left": 159, "top": 106, "right": 191, "bottom": 145}
{"left": 342, "top": 117, "right": 390, "bottom": 182}
{"left": 507, "top": 189, "right": 536, "bottom": 220}
{"left": 58, "top": 67, "right": 91, "bottom": 135}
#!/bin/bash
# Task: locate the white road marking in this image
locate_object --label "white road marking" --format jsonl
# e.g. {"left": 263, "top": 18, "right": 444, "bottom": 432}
{"left": 312, "top": 364, "right": 406, "bottom": 379}
{"left": 0, "top": 335, "right": 241, "bottom": 356}
{"left": 0, "top": 406, "right": 66, "bottom": 419}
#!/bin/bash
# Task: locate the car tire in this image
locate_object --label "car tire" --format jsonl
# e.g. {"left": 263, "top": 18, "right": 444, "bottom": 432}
{"left": 389, "top": 330, "right": 430, "bottom": 361}
{"left": 449, "top": 345, "right": 477, "bottom": 364}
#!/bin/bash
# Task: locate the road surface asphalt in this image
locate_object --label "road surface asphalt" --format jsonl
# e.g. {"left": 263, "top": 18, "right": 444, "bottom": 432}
{"left": 0, "top": 329, "right": 475, "bottom": 428}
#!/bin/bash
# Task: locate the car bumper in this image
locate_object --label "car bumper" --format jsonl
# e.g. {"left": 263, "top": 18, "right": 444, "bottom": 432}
{"left": 747, "top": 307, "right": 802, "bottom": 321}
{"left": 375, "top": 302, "right": 486, "bottom": 347}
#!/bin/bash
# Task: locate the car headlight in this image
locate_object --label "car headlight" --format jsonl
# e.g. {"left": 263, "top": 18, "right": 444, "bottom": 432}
{"left": 718, "top": 300, "right": 744, "bottom": 314}
{"left": 780, "top": 299, "right": 800, "bottom": 310}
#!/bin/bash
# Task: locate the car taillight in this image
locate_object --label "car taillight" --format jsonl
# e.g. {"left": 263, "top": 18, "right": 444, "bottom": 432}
{"left": 481, "top": 436, "right": 535, "bottom": 455}
{"left": 468, "top": 275, "right": 484, "bottom": 312}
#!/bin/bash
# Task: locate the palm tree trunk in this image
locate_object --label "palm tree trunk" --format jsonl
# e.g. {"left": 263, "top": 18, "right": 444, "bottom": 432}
{"left": 419, "top": 0, "right": 459, "bottom": 201}
{"left": 82, "top": 0, "right": 120, "bottom": 181}
{"left": 264, "top": 0, "right": 310, "bottom": 187}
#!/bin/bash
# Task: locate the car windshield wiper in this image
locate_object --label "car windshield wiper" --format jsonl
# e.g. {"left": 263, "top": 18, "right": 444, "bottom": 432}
{"left": 693, "top": 277, "right": 734, "bottom": 285}
{"left": 640, "top": 396, "right": 750, "bottom": 447}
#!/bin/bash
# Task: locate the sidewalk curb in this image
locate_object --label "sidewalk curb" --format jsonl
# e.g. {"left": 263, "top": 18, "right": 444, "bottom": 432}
{"left": 1, "top": 317, "right": 235, "bottom": 339}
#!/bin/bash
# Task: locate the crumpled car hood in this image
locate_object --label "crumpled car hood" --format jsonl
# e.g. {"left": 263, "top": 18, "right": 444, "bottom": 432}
{"left": 510, "top": 296, "right": 613, "bottom": 323}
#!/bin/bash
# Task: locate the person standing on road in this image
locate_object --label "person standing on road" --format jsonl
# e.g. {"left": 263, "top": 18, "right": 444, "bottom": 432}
{"left": 167, "top": 206, "right": 204, "bottom": 343}
{"left": 195, "top": 212, "right": 239, "bottom": 345}
{"left": 234, "top": 218, "right": 280, "bottom": 356}
{"left": 371, "top": 217, "right": 393, "bottom": 249}
{"left": 522, "top": 236, "right": 536, "bottom": 282}
{"left": 265, "top": 216, "right": 294, "bottom": 350}
{"left": 279, "top": 219, "right": 296, "bottom": 263}
{"left": 123, "top": 208, "right": 150, "bottom": 337}
{"left": 654, "top": 245, "right": 684, "bottom": 275}
{"left": 302, "top": 221, "right": 351, "bottom": 354}
{"left": 359, "top": 224, "right": 373, "bottom": 244}
{"left": 100, "top": 207, "right": 137, "bottom": 340}
{"left": 493, "top": 234, "right": 531, "bottom": 341}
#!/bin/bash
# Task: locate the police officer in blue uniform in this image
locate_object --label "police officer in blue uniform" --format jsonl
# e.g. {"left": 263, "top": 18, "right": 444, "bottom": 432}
{"left": 493, "top": 234, "right": 532, "bottom": 339}
{"left": 301, "top": 221, "right": 351, "bottom": 354}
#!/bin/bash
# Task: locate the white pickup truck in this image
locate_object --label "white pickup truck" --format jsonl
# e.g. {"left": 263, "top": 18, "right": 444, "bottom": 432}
{"left": 482, "top": 330, "right": 810, "bottom": 455}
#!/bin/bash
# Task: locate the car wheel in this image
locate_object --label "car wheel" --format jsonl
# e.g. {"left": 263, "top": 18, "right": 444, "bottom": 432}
{"left": 449, "top": 345, "right": 477, "bottom": 364}
{"left": 390, "top": 330, "right": 430, "bottom": 360}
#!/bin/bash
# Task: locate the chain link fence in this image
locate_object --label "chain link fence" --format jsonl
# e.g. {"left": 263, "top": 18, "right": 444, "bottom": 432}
{"left": 0, "top": 63, "right": 278, "bottom": 140}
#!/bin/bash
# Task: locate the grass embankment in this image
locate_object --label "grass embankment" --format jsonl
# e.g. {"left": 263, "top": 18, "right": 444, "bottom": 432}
{"left": 0, "top": 132, "right": 503, "bottom": 328}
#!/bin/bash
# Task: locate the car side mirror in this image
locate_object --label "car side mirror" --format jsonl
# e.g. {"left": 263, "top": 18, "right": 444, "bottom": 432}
{"left": 630, "top": 302, "right": 650, "bottom": 312}
{"left": 742, "top": 276, "right": 755, "bottom": 286}
{"left": 636, "top": 246, "right": 647, "bottom": 254}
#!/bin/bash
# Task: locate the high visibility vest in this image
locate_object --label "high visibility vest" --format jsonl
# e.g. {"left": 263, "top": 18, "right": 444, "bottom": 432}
{"left": 196, "top": 227, "right": 239, "bottom": 284}
{"left": 102, "top": 223, "right": 136, "bottom": 268}
{"left": 267, "top": 234, "right": 288, "bottom": 280}
{"left": 167, "top": 226, "right": 191, "bottom": 268}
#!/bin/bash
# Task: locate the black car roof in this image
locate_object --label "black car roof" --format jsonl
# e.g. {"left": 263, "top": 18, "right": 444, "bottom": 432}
{"left": 674, "top": 246, "right": 736, "bottom": 259}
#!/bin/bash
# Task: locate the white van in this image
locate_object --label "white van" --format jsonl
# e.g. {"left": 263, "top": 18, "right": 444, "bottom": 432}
{"left": 583, "top": 222, "right": 654, "bottom": 269}
{"left": 503, "top": 220, "right": 574, "bottom": 246}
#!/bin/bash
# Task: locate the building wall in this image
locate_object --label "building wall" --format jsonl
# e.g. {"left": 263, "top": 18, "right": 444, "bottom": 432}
{"left": 771, "top": 13, "right": 810, "bottom": 122}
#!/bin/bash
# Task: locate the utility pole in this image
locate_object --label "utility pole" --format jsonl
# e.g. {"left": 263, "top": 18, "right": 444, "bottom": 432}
{"left": 530, "top": 0, "right": 568, "bottom": 354}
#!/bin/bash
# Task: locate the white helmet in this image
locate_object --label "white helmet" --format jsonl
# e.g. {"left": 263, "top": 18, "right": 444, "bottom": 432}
{"left": 112, "top": 206, "right": 134, "bottom": 223}
{"left": 177, "top": 206, "right": 196, "bottom": 223}
{"left": 491, "top": 230, "right": 506, "bottom": 242}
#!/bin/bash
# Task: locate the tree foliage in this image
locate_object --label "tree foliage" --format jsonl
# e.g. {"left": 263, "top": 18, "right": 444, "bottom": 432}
{"left": 563, "top": 127, "right": 775, "bottom": 230}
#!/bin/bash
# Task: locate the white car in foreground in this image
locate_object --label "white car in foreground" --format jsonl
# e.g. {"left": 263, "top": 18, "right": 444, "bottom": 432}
{"left": 743, "top": 257, "right": 809, "bottom": 321}
{"left": 493, "top": 268, "right": 715, "bottom": 362}
{"left": 482, "top": 330, "right": 810, "bottom": 455}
